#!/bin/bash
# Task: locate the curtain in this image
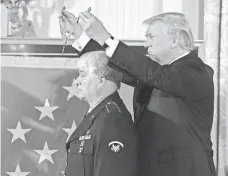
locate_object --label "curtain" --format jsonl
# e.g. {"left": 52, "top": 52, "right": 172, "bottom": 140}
{"left": 1, "top": 0, "right": 201, "bottom": 40}
{"left": 204, "top": 0, "right": 228, "bottom": 175}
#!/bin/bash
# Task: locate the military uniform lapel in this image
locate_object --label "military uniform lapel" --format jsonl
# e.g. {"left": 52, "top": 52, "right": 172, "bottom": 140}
{"left": 67, "top": 114, "right": 93, "bottom": 144}
{"left": 67, "top": 92, "right": 118, "bottom": 145}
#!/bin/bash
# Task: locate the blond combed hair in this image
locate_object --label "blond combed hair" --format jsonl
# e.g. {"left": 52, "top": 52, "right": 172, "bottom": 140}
{"left": 77, "top": 51, "right": 122, "bottom": 89}
{"left": 143, "top": 12, "right": 196, "bottom": 51}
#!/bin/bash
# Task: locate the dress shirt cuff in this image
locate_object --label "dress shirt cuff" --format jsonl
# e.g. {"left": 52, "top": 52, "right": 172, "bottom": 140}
{"left": 72, "top": 32, "right": 90, "bottom": 52}
{"left": 105, "top": 38, "right": 120, "bottom": 57}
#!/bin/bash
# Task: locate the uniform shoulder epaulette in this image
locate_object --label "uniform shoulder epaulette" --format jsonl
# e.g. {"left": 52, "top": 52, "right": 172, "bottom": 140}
{"left": 104, "top": 101, "right": 122, "bottom": 114}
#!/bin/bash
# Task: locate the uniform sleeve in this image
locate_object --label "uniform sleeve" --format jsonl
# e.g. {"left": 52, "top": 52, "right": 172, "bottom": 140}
{"left": 94, "top": 112, "right": 138, "bottom": 176}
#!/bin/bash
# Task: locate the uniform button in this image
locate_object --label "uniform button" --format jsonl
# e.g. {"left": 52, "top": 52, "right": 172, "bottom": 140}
{"left": 79, "top": 46, "right": 82, "bottom": 50}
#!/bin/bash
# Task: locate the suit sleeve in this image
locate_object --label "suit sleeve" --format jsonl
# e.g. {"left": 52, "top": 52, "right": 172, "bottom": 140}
{"left": 94, "top": 112, "right": 138, "bottom": 176}
{"left": 109, "top": 41, "right": 210, "bottom": 99}
{"left": 79, "top": 39, "right": 104, "bottom": 56}
{"left": 77, "top": 39, "right": 137, "bottom": 87}
{"left": 108, "top": 61, "right": 137, "bottom": 87}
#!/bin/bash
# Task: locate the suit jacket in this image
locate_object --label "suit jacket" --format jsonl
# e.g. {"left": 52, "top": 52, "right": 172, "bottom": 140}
{"left": 79, "top": 40, "right": 216, "bottom": 176}
{"left": 65, "top": 92, "right": 138, "bottom": 176}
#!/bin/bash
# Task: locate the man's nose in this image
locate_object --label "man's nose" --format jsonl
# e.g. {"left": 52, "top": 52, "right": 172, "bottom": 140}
{"left": 76, "top": 82, "right": 80, "bottom": 86}
{"left": 75, "top": 78, "right": 81, "bottom": 86}
{"left": 144, "top": 41, "right": 150, "bottom": 48}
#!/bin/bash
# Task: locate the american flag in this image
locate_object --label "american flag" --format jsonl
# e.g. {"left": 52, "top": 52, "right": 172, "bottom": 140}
{"left": 1, "top": 53, "right": 134, "bottom": 176}
{"left": 1, "top": 55, "right": 90, "bottom": 176}
{"left": 1, "top": 38, "right": 138, "bottom": 176}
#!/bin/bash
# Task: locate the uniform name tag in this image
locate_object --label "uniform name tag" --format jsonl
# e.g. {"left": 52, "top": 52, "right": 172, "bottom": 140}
{"left": 79, "top": 135, "right": 91, "bottom": 141}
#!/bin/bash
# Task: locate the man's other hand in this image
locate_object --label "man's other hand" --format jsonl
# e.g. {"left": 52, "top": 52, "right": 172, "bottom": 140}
{"left": 59, "top": 10, "right": 83, "bottom": 40}
{"left": 79, "top": 11, "right": 111, "bottom": 46}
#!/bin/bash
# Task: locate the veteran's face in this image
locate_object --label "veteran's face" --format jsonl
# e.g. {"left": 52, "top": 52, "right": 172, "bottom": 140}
{"left": 75, "top": 63, "right": 101, "bottom": 101}
{"left": 144, "top": 21, "right": 173, "bottom": 65}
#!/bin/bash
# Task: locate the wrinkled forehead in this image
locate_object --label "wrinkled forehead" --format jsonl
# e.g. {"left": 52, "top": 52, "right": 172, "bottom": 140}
{"left": 76, "top": 58, "right": 95, "bottom": 74}
{"left": 76, "top": 58, "right": 87, "bottom": 70}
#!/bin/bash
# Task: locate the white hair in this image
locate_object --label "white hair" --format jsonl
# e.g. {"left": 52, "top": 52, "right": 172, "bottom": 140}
{"left": 143, "top": 12, "right": 196, "bottom": 51}
{"left": 77, "top": 51, "right": 122, "bottom": 89}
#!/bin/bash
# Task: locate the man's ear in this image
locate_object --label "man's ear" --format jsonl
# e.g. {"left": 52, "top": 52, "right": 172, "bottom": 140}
{"left": 98, "top": 75, "right": 106, "bottom": 88}
{"left": 171, "top": 38, "right": 179, "bottom": 49}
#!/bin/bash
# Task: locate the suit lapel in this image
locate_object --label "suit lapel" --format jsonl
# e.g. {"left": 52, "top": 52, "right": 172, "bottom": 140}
{"left": 134, "top": 82, "right": 153, "bottom": 124}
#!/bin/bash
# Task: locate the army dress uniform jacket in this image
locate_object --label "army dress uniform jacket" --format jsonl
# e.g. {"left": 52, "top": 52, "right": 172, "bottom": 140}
{"left": 65, "top": 92, "right": 138, "bottom": 176}
{"left": 75, "top": 39, "right": 216, "bottom": 176}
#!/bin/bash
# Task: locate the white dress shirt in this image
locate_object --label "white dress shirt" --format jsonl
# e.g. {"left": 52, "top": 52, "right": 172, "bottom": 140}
{"left": 72, "top": 32, "right": 119, "bottom": 57}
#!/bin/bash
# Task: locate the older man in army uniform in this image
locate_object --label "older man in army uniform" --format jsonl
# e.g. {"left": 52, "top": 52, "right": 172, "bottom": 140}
{"left": 64, "top": 51, "right": 138, "bottom": 176}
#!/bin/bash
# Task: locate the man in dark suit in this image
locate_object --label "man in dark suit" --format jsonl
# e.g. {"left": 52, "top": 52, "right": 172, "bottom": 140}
{"left": 60, "top": 10, "right": 216, "bottom": 176}
{"left": 64, "top": 51, "right": 138, "bottom": 176}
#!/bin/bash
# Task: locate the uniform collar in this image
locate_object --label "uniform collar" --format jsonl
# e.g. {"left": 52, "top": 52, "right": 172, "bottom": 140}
{"left": 66, "top": 91, "right": 119, "bottom": 145}
{"left": 86, "top": 91, "right": 120, "bottom": 120}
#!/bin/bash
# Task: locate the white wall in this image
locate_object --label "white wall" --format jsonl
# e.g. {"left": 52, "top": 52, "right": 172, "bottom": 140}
{"left": 1, "top": 0, "right": 203, "bottom": 40}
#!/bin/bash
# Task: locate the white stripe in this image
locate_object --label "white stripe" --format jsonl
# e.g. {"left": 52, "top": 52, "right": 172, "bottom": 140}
{"left": 1, "top": 38, "right": 203, "bottom": 47}
{"left": 1, "top": 55, "right": 79, "bottom": 69}
{"left": 1, "top": 53, "right": 78, "bottom": 56}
